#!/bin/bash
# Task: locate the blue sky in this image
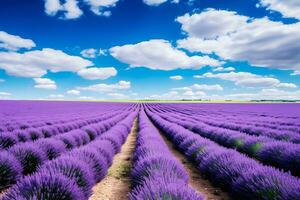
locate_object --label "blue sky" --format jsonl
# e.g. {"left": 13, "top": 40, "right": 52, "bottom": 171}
{"left": 0, "top": 0, "right": 299, "bottom": 100}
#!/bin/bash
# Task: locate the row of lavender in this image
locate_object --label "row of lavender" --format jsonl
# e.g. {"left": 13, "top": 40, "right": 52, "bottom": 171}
{"left": 0, "top": 102, "right": 134, "bottom": 150}
{"left": 0, "top": 101, "right": 132, "bottom": 132}
{"left": 145, "top": 105, "right": 300, "bottom": 200}
{"left": 0, "top": 102, "right": 135, "bottom": 190}
{"left": 129, "top": 110, "right": 202, "bottom": 199}
{"left": 0, "top": 111, "right": 130, "bottom": 190}
{"left": 1, "top": 106, "right": 138, "bottom": 199}
{"left": 165, "top": 103, "right": 300, "bottom": 131}
{"left": 0, "top": 110, "right": 126, "bottom": 150}
{"left": 153, "top": 104, "right": 300, "bottom": 142}
{"left": 151, "top": 108, "right": 300, "bottom": 177}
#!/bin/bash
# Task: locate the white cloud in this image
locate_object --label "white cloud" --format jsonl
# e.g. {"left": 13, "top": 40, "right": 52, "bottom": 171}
{"left": 48, "top": 94, "right": 64, "bottom": 99}
{"left": 107, "top": 92, "right": 127, "bottom": 99}
{"left": 202, "top": 72, "right": 260, "bottom": 82}
{"left": 67, "top": 89, "right": 80, "bottom": 95}
{"left": 192, "top": 84, "right": 223, "bottom": 91}
{"left": 0, "top": 48, "right": 93, "bottom": 78}
{"left": 143, "top": 0, "right": 168, "bottom": 6}
{"left": 44, "top": 0, "right": 61, "bottom": 16}
{"left": 213, "top": 67, "right": 235, "bottom": 72}
{"left": 0, "top": 31, "right": 36, "bottom": 51}
{"left": 277, "top": 83, "right": 298, "bottom": 89}
{"left": 34, "top": 78, "right": 57, "bottom": 90}
{"left": 259, "top": 0, "right": 300, "bottom": 20}
{"left": 110, "top": 39, "right": 221, "bottom": 71}
{"left": 77, "top": 67, "right": 117, "bottom": 80}
{"left": 80, "top": 48, "right": 108, "bottom": 58}
{"left": 80, "top": 48, "right": 97, "bottom": 58}
{"left": 170, "top": 75, "right": 183, "bottom": 80}
{"left": 78, "top": 80, "right": 131, "bottom": 92}
{"left": 44, "top": 0, "right": 83, "bottom": 19}
{"left": 173, "top": 84, "right": 223, "bottom": 91}
{"left": 177, "top": 9, "right": 300, "bottom": 73}
{"left": 143, "top": 0, "right": 179, "bottom": 6}
{"left": 182, "top": 90, "right": 195, "bottom": 96}
{"left": 148, "top": 90, "right": 207, "bottom": 100}
{"left": 291, "top": 71, "right": 300, "bottom": 76}
{"left": 83, "top": 0, "right": 119, "bottom": 16}
{"left": 45, "top": 0, "right": 119, "bottom": 19}
{"left": 0, "top": 92, "right": 11, "bottom": 96}
{"left": 226, "top": 89, "right": 300, "bottom": 100}
{"left": 235, "top": 78, "right": 280, "bottom": 88}
{"left": 176, "top": 9, "right": 248, "bottom": 39}
{"left": 78, "top": 96, "right": 95, "bottom": 100}
{"left": 0, "top": 92, "right": 11, "bottom": 99}
{"left": 202, "top": 72, "right": 297, "bottom": 88}
{"left": 63, "top": 0, "right": 83, "bottom": 19}
{"left": 98, "top": 49, "right": 107, "bottom": 56}
{"left": 150, "top": 87, "right": 300, "bottom": 101}
{"left": 193, "top": 75, "right": 203, "bottom": 79}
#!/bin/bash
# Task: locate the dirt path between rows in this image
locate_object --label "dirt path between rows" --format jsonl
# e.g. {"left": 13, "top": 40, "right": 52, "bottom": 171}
{"left": 159, "top": 131, "right": 232, "bottom": 200}
{"left": 89, "top": 118, "right": 138, "bottom": 200}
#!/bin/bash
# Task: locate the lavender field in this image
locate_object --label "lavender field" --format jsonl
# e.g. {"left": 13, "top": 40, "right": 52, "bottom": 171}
{"left": 1, "top": 101, "right": 300, "bottom": 200}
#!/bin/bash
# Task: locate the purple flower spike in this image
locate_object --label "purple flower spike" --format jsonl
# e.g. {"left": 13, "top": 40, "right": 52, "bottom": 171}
{"left": 0, "top": 151, "right": 22, "bottom": 190}
{"left": 2, "top": 171, "right": 85, "bottom": 200}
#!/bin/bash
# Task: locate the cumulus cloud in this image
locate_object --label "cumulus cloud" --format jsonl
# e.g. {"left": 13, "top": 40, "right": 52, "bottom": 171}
{"left": 0, "top": 48, "right": 93, "bottom": 78}
{"left": 191, "top": 84, "right": 223, "bottom": 91}
{"left": 78, "top": 80, "right": 131, "bottom": 92}
{"left": 226, "top": 88, "right": 300, "bottom": 100}
{"left": 213, "top": 67, "right": 235, "bottom": 72}
{"left": 107, "top": 92, "right": 127, "bottom": 99}
{"left": 77, "top": 67, "right": 117, "bottom": 80}
{"left": 277, "top": 83, "right": 298, "bottom": 89}
{"left": 0, "top": 31, "right": 36, "bottom": 51}
{"left": 177, "top": 9, "right": 300, "bottom": 73}
{"left": 110, "top": 39, "right": 221, "bottom": 71}
{"left": 173, "top": 84, "right": 223, "bottom": 91}
{"left": 34, "top": 78, "right": 57, "bottom": 90}
{"left": 259, "top": 0, "right": 300, "bottom": 20}
{"left": 176, "top": 9, "right": 248, "bottom": 39}
{"left": 150, "top": 87, "right": 300, "bottom": 101}
{"left": 80, "top": 48, "right": 108, "bottom": 58}
{"left": 78, "top": 96, "right": 95, "bottom": 100}
{"left": 148, "top": 90, "right": 208, "bottom": 100}
{"left": 80, "top": 48, "right": 97, "bottom": 58}
{"left": 84, "top": 0, "right": 119, "bottom": 16}
{"left": 170, "top": 75, "right": 183, "bottom": 80}
{"left": 147, "top": 91, "right": 178, "bottom": 100}
{"left": 44, "top": 0, "right": 61, "bottom": 15}
{"left": 63, "top": 0, "right": 83, "bottom": 19}
{"left": 44, "top": 0, "right": 82, "bottom": 19}
{"left": 67, "top": 89, "right": 80, "bottom": 95}
{"left": 201, "top": 72, "right": 297, "bottom": 88}
{"left": 193, "top": 75, "right": 203, "bottom": 78}
{"left": 44, "top": 0, "right": 120, "bottom": 19}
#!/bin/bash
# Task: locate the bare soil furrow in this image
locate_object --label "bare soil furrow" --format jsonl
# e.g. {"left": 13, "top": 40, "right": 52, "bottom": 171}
{"left": 89, "top": 118, "right": 138, "bottom": 200}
